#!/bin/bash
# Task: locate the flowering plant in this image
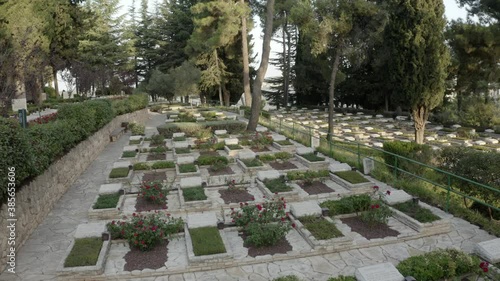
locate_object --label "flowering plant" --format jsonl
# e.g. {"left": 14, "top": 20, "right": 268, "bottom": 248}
{"left": 138, "top": 180, "right": 168, "bottom": 205}
{"left": 361, "top": 200, "right": 392, "bottom": 225}
{"left": 227, "top": 179, "right": 244, "bottom": 192}
{"left": 107, "top": 212, "right": 183, "bottom": 251}
{"left": 230, "top": 196, "right": 292, "bottom": 247}
{"left": 28, "top": 112, "right": 58, "bottom": 126}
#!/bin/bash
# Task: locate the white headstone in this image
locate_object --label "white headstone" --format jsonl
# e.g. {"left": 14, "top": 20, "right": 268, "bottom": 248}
{"left": 382, "top": 190, "right": 413, "bottom": 205}
{"left": 187, "top": 212, "right": 217, "bottom": 228}
{"left": 225, "top": 138, "right": 239, "bottom": 145}
{"left": 296, "top": 147, "right": 314, "bottom": 155}
{"left": 355, "top": 263, "right": 404, "bottom": 281}
{"left": 165, "top": 119, "right": 174, "bottom": 123}
{"left": 256, "top": 126, "right": 268, "bottom": 132}
{"left": 174, "top": 141, "right": 189, "bottom": 148}
{"left": 363, "top": 158, "right": 375, "bottom": 175}
{"left": 98, "top": 183, "right": 123, "bottom": 195}
{"left": 123, "top": 145, "right": 138, "bottom": 152}
{"left": 474, "top": 140, "right": 486, "bottom": 146}
{"left": 130, "top": 136, "right": 142, "bottom": 141}
{"left": 485, "top": 129, "right": 494, "bottom": 133}
{"left": 180, "top": 177, "right": 202, "bottom": 188}
{"left": 452, "top": 124, "right": 461, "bottom": 129}
{"left": 330, "top": 163, "right": 351, "bottom": 172}
{"left": 485, "top": 138, "right": 498, "bottom": 144}
{"left": 311, "top": 136, "right": 320, "bottom": 148}
{"left": 475, "top": 238, "right": 500, "bottom": 263}
{"left": 257, "top": 170, "right": 281, "bottom": 181}
{"left": 272, "top": 134, "right": 287, "bottom": 141}
{"left": 173, "top": 132, "right": 186, "bottom": 138}
{"left": 113, "top": 161, "right": 131, "bottom": 168}
{"left": 373, "top": 142, "right": 383, "bottom": 148}
{"left": 74, "top": 222, "right": 106, "bottom": 238}
{"left": 215, "top": 130, "right": 227, "bottom": 136}
{"left": 238, "top": 150, "right": 256, "bottom": 160}
{"left": 177, "top": 156, "right": 195, "bottom": 164}
{"left": 12, "top": 98, "right": 27, "bottom": 111}
{"left": 289, "top": 202, "right": 322, "bottom": 218}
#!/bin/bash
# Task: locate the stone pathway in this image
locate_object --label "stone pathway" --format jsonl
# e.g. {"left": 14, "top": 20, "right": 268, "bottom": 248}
{"left": 0, "top": 112, "right": 497, "bottom": 281}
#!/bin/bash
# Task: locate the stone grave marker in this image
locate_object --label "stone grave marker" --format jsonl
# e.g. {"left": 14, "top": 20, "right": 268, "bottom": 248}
{"left": 475, "top": 238, "right": 500, "bottom": 263}
{"left": 187, "top": 212, "right": 218, "bottom": 229}
{"left": 257, "top": 170, "right": 280, "bottom": 181}
{"left": 180, "top": 177, "right": 202, "bottom": 188}
{"left": 355, "top": 263, "right": 404, "bottom": 281}
{"left": 290, "top": 202, "right": 322, "bottom": 218}
{"left": 363, "top": 158, "right": 375, "bottom": 174}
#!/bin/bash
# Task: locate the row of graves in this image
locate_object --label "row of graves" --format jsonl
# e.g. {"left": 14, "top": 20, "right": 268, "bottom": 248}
{"left": 270, "top": 108, "right": 500, "bottom": 152}
{"left": 58, "top": 108, "right": 500, "bottom": 280}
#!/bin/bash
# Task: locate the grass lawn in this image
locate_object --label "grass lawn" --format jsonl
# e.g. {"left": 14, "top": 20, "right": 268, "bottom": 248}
{"left": 122, "top": 151, "right": 137, "bottom": 158}
{"left": 93, "top": 193, "right": 120, "bottom": 209}
{"left": 183, "top": 186, "right": 207, "bottom": 201}
{"left": 109, "top": 167, "right": 130, "bottom": 178}
{"left": 179, "top": 163, "right": 197, "bottom": 173}
{"left": 299, "top": 216, "right": 343, "bottom": 240}
{"left": 334, "top": 171, "right": 369, "bottom": 184}
{"left": 264, "top": 178, "right": 292, "bottom": 193}
{"left": 392, "top": 201, "right": 440, "bottom": 223}
{"left": 129, "top": 139, "right": 142, "bottom": 145}
{"left": 241, "top": 158, "right": 263, "bottom": 167}
{"left": 64, "top": 238, "right": 103, "bottom": 267}
{"left": 300, "top": 153, "right": 325, "bottom": 162}
{"left": 189, "top": 227, "right": 226, "bottom": 256}
{"left": 175, "top": 148, "right": 191, "bottom": 154}
{"left": 151, "top": 161, "right": 175, "bottom": 169}
{"left": 133, "top": 162, "right": 151, "bottom": 170}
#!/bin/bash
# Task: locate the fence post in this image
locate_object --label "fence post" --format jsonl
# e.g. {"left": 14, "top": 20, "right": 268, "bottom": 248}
{"left": 329, "top": 139, "right": 333, "bottom": 157}
{"left": 292, "top": 122, "right": 295, "bottom": 139}
{"left": 446, "top": 175, "right": 451, "bottom": 212}
{"left": 309, "top": 127, "right": 312, "bottom": 147}
{"left": 279, "top": 118, "right": 282, "bottom": 133}
{"left": 357, "top": 142, "right": 361, "bottom": 168}
{"left": 394, "top": 157, "right": 398, "bottom": 181}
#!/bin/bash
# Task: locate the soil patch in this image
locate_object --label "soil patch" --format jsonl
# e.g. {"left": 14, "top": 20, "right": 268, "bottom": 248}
{"left": 269, "top": 161, "right": 298, "bottom": 170}
{"left": 146, "top": 153, "right": 166, "bottom": 161}
{"left": 240, "top": 233, "right": 292, "bottom": 257}
{"left": 251, "top": 146, "right": 270, "bottom": 152}
{"left": 142, "top": 172, "right": 167, "bottom": 182}
{"left": 124, "top": 241, "right": 168, "bottom": 271}
{"left": 341, "top": 216, "right": 400, "bottom": 240}
{"left": 298, "top": 181, "right": 334, "bottom": 195}
{"left": 219, "top": 189, "right": 254, "bottom": 204}
{"left": 135, "top": 196, "right": 167, "bottom": 212}
{"left": 208, "top": 166, "right": 234, "bottom": 176}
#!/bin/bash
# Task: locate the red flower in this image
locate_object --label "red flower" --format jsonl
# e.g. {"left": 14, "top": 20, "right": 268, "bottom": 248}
{"left": 370, "top": 205, "right": 375, "bottom": 209}
{"left": 480, "top": 261, "right": 489, "bottom": 272}
{"left": 386, "top": 190, "right": 391, "bottom": 195}
{"left": 375, "top": 204, "right": 380, "bottom": 209}
{"left": 251, "top": 197, "right": 255, "bottom": 201}
{"left": 111, "top": 220, "right": 115, "bottom": 225}
{"left": 373, "top": 185, "right": 379, "bottom": 190}
{"left": 132, "top": 213, "right": 136, "bottom": 216}
{"left": 256, "top": 204, "right": 263, "bottom": 211}
{"left": 281, "top": 217, "right": 285, "bottom": 221}
{"left": 245, "top": 202, "right": 248, "bottom": 206}
{"left": 292, "top": 223, "right": 296, "bottom": 228}
{"left": 263, "top": 195, "right": 266, "bottom": 198}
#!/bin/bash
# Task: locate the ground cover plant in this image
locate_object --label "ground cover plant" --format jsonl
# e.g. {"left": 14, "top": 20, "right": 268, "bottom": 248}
{"left": 64, "top": 238, "right": 103, "bottom": 267}
{"left": 287, "top": 170, "right": 330, "bottom": 181}
{"left": 263, "top": 177, "right": 292, "bottom": 193}
{"left": 109, "top": 167, "right": 130, "bottom": 178}
{"left": 240, "top": 158, "right": 263, "bottom": 167}
{"left": 175, "top": 147, "right": 191, "bottom": 154}
{"left": 276, "top": 139, "right": 293, "bottom": 146}
{"left": 392, "top": 201, "right": 440, "bottom": 223}
{"left": 299, "top": 153, "right": 325, "bottom": 162}
{"left": 189, "top": 227, "right": 226, "bottom": 256}
{"left": 334, "top": 171, "right": 369, "bottom": 184}
{"left": 227, "top": 144, "right": 243, "bottom": 150}
{"left": 320, "top": 194, "right": 372, "bottom": 215}
{"left": 122, "top": 151, "right": 137, "bottom": 158}
{"left": 93, "top": 193, "right": 121, "bottom": 209}
{"left": 179, "top": 163, "right": 197, "bottom": 173}
{"left": 197, "top": 155, "right": 228, "bottom": 166}
{"left": 138, "top": 181, "right": 168, "bottom": 205}
{"left": 182, "top": 186, "right": 207, "bottom": 201}
{"left": 133, "top": 162, "right": 151, "bottom": 171}
{"left": 151, "top": 161, "right": 175, "bottom": 169}
{"left": 299, "top": 216, "right": 343, "bottom": 240}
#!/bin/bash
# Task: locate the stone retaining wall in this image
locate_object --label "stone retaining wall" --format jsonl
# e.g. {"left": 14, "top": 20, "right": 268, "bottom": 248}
{"left": 0, "top": 109, "right": 149, "bottom": 272}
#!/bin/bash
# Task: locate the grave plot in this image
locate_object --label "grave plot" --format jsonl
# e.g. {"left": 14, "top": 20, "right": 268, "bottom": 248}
{"left": 286, "top": 169, "right": 350, "bottom": 200}
{"left": 142, "top": 146, "right": 170, "bottom": 161}
{"left": 103, "top": 212, "right": 185, "bottom": 272}
{"left": 271, "top": 134, "right": 297, "bottom": 154}
{"left": 122, "top": 180, "right": 170, "bottom": 213}
{"left": 224, "top": 138, "right": 244, "bottom": 157}
{"left": 255, "top": 170, "right": 301, "bottom": 201}
{"left": 215, "top": 180, "right": 256, "bottom": 204}
{"left": 88, "top": 183, "right": 125, "bottom": 220}
{"left": 108, "top": 161, "right": 134, "bottom": 183}
{"left": 329, "top": 170, "right": 374, "bottom": 194}
{"left": 178, "top": 176, "right": 212, "bottom": 210}
{"left": 175, "top": 156, "right": 201, "bottom": 177}
{"left": 294, "top": 147, "right": 330, "bottom": 170}
{"left": 235, "top": 150, "right": 268, "bottom": 172}
{"left": 257, "top": 151, "right": 302, "bottom": 171}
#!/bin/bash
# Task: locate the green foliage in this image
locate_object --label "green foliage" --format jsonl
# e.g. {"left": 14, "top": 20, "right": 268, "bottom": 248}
{"left": 231, "top": 197, "right": 291, "bottom": 247}
{"left": 150, "top": 134, "right": 165, "bottom": 146}
{"left": 241, "top": 158, "right": 263, "bottom": 167}
{"left": 129, "top": 123, "right": 145, "bottom": 135}
{"left": 182, "top": 186, "right": 207, "bottom": 201}
{"left": 57, "top": 102, "right": 97, "bottom": 139}
{"left": 189, "top": 227, "right": 226, "bottom": 256}
{"left": 85, "top": 100, "right": 115, "bottom": 129}
{"left": 133, "top": 162, "right": 151, "bottom": 171}
{"left": 173, "top": 136, "right": 187, "bottom": 141}
{"left": 299, "top": 153, "right": 325, "bottom": 162}
{"left": 264, "top": 177, "right": 292, "bottom": 193}
{"left": 258, "top": 154, "right": 277, "bottom": 162}
{"left": 93, "top": 193, "right": 121, "bottom": 209}
{"left": 43, "top": 86, "right": 57, "bottom": 99}
{"left": 326, "top": 276, "right": 356, "bottom": 281}
{"left": 151, "top": 161, "right": 175, "bottom": 169}
{"left": 334, "top": 171, "right": 369, "bottom": 184}
{"left": 64, "top": 238, "right": 103, "bottom": 267}
{"left": 197, "top": 155, "right": 228, "bottom": 166}
{"left": 109, "top": 167, "right": 130, "bottom": 178}
{"left": 392, "top": 201, "right": 440, "bottom": 223}
{"left": 360, "top": 201, "right": 392, "bottom": 225}
{"left": 299, "top": 216, "right": 343, "bottom": 240}
{"left": 107, "top": 213, "right": 183, "bottom": 251}
{"left": 456, "top": 127, "right": 478, "bottom": 139}
{"left": 122, "top": 151, "right": 137, "bottom": 158}
{"left": 138, "top": 181, "right": 168, "bottom": 205}
{"left": 178, "top": 163, "right": 197, "bottom": 173}
{"left": 227, "top": 144, "right": 243, "bottom": 150}
{"left": 111, "top": 94, "right": 149, "bottom": 115}
{"left": 396, "top": 248, "right": 482, "bottom": 281}
{"left": 320, "top": 194, "right": 372, "bottom": 215}
{"left": 276, "top": 139, "right": 293, "bottom": 146}
{"left": 286, "top": 170, "right": 329, "bottom": 180}
{"left": 259, "top": 152, "right": 293, "bottom": 163}
{"left": 175, "top": 148, "right": 191, "bottom": 154}
{"left": 383, "top": 141, "right": 434, "bottom": 176}
{"left": 273, "top": 276, "right": 301, "bottom": 281}
{"left": 129, "top": 139, "right": 141, "bottom": 145}
{"left": 149, "top": 146, "right": 168, "bottom": 154}
{"left": 157, "top": 121, "right": 246, "bottom": 138}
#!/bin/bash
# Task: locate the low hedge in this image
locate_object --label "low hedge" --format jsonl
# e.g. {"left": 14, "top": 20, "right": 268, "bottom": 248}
{"left": 382, "top": 141, "right": 434, "bottom": 176}
{"left": 157, "top": 120, "right": 246, "bottom": 138}
{"left": 112, "top": 94, "right": 148, "bottom": 115}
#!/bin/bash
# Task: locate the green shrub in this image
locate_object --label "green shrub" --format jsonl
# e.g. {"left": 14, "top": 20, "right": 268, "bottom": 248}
{"left": 320, "top": 194, "right": 371, "bottom": 215}
{"left": 264, "top": 177, "right": 292, "bottom": 193}
{"left": 182, "top": 186, "right": 207, "bottom": 201}
{"left": 133, "top": 162, "right": 151, "bottom": 170}
{"left": 149, "top": 146, "right": 168, "bottom": 154}
{"left": 0, "top": 118, "right": 34, "bottom": 202}
{"left": 392, "top": 201, "right": 440, "bottom": 223}
{"left": 274, "top": 152, "right": 293, "bottom": 160}
{"left": 299, "top": 216, "right": 343, "bottom": 240}
{"left": 227, "top": 144, "right": 243, "bottom": 150}
{"left": 93, "top": 193, "right": 121, "bottom": 209}
{"left": 85, "top": 99, "right": 114, "bottom": 130}
{"left": 179, "top": 163, "right": 197, "bottom": 173}
{"left": 122, "top": 151, "right": 137, "bottom": 158}
{"left": 173, "top": 136, "right": 186, "bottom": 141}
{"left": 258, "top": 154, "right": 276, "bottom": 162}
{"left": 129, "top": 123, "right": 145, "bottom": 135}
{"left": 334, "top": 171, "right": 369, "bottom": 184}
{"left": 273, "top": 276, "right": 301, "bottom": 281}
{"left": 299, "top": 153, "right": 325, "bottom": 162}
{"left": 197, "top": 155, "right": 228, "bottom": 166}
{"left": 396, "top": 248, "right": 482, "bottom": 281}
{"left": 151, "top": 161, "right": 175, "bottom": 169}
{"left": 57, "top": 103, "right": 97, "bottom": 139}
{"left": 241, "top": 158, "right": 262, "bottom": 167}
{"left": 109, "top": 167, "right": 130, "bottom": 178}
{"left": 456, "top": 127, "right": 478, "bottom": 139}
{"left": 190, "top": 227, "right": 226, "bottom": 256}
{"left": 150, "top": 134, "right": 165, "bottom": 146}
{"left": 64, "top": 238, "right": 103, "bottom": 267}
{"left": 360, "top": 200, "right": 392, "bottom": 225}
{"left": 383, "top": 141, "right": 434, "bottom": 176}
{"left": 287, "top": 170, "right": 329, "bottom": 180}
{"left": 112, "top": 94, "right": 148, "bottom": 115}
{"left": 43, "top": 86, "right": 57, "bottom": 98}
{"left": 157, "top": 120, "right": 246, "bottom": 138}
{"left": 175, "top": 148, "right": 191, "bottom": 154}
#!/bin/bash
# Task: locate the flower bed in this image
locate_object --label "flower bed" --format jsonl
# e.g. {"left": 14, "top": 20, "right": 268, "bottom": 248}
{"left": 256, "top": 178, "right": 300, "bottom": 202}
{"left": 236, "top": 158, "right": 266, "bottom": 172}
{"left": 88, "top": 192, "right": 125, "bottom": 220}
{"left": 107, "top": 167, "right": 133, "bottom": 183}
{"left": 329, "top": 170, "right": 373, "bottom": 193}
{"left": 289, "top": 215, "right": 352, "bottom": 250}
{"left": 295, "top": 153, "right": 329, "bottom": 170}
{"left": 58, "top": 237, "right": 110, "bottom": 276}
{"left": 389, "top": 201, "right": 451, "bottom": 235}
{"left": 184, "top": 225, "right": 233, "bottom": 264}
{"left": 218, "top": 180, "right": 254, "bottom": 204}
{"left": 179, "top": 186, "right": 212, "bottom": 209}
{"left": 175, "top": 163, "right": 200, "bottom": 177}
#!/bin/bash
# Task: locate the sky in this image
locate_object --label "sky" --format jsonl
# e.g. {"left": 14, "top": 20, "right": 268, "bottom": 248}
{"left": 118, "top": 0, "right": 469, "bottom": 78}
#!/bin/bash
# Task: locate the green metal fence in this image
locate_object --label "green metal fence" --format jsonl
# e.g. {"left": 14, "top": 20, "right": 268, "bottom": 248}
{"left": 259, "top": 115, "right": 500, "bottom": 214}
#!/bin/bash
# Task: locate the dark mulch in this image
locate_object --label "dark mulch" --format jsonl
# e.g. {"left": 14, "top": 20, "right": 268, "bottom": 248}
{"left": 251, "top": 146, "right": 270, "bottom": 152}
{"left": 219, "top": 189, "right": 254, "bottom": 204}
{"left": 298, "top": 181, "right": 334, "bottom": 195}
{"left": 269, "top": 161, "right": 298, "bottom": 170}
{"left": 208, "top": 166, "right": 234, "bottom": 176}
{"left": 200, "top": 151, "right": 220, "bottom": 157}
{"left": 146, "top": 153, "right": 166, "bottom": 161}
{"left": 124, "top": 241, "right": 168, "bottom": 271}
{"left": 135, "top": 196, "right": 167, "bottom": 212}
{"left": 340, "top": 216, "right": 400, "bottom": 240}
{"left": 142, "top": 172, "right": 167, "bottom": 182}
{"left": 240, "top": 233, "right": 292, "bottom": 257}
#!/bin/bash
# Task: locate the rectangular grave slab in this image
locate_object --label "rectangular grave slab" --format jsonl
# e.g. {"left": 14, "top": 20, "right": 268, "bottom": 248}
{"left": 272, "top": 134, "right": 287, "bottom": 141}
{"left": 239, "top": 150, "right": 256, "bottom": 160}
{"left": 257, "top": 170, "right": 281, "bottom": 181}
{"left": 74, "top": 222, "right": 106, "bottom": 238}
{"left": 123, "top": 145, "right": 138, "bottom": 152}
{"left": 174, "top": 141, "right": 190, "bottom": 148}
{"left": 290, "top": 201, "right": 322, "bottom": 218}
{"left": 296, "top": 147, "right": 314, "bottom": 155}
{"left": 329, "top": 163, "right": 351, "bottom": 173}
{"left": 225, "top": 138, "right": 239, "bottom": 145}
{"left": 355, "top": 263, "right": 404, "bottom": 281}
{"left": 382, "top": 190, "right": 413, "bottom": 205}
{"left": 98, "top": 183, "right": 123, "bottom": 195}
{"left": 215, "top": 129, "right": 227, "bottom": 135}
{"left": 180, "top": 177, "right": 202, "bottom": 188}
{"left": 177, "top": 156, "right": 195, "bottom": 164}
{"left": 113, "top": 161, "right": 131, "bottom": 169}
{"left": 173, "top": 132, "right": 186, "bottom": 138}
{"left": 196, "top": 117, "right": 206, "bottom": 121}
{"left": 129, "top": 136, "right": 142, "bottom": 141}
{"left": 165, "top": 119, "right": 174, "bottom": 123}
{"left": 256, "top": 126, "right": 268, "bottom": 132}
{"left": 187, "top": 212, "right": 218, "bottom": 228}
{"left": 475, "top": 238, "right": 500, "bottom": 263}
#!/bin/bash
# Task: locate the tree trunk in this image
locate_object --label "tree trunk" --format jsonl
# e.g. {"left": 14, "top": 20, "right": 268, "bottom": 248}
{"left": 214, "top": 49, "right": 224, "bottom": 106}
{"left": 247, "top": 0, "right": 275, "bottom": 131}
{"left": 185, "top": 95, "right": 189, "bottom": 103}
{"left": 52, "top": 67, "right": 59, "bottom": 97}
{"left": 284, "top": 18, "right": 292, "bottom": 108}
{"left": 240, "top": 0, "right": 252, "bottom": 106}
{"left": 222, "top": 83, "right": 230, "bottom": 106}
{"left": 282, "top": 21, "right": 287, "bottom": 109}
{"left": 412, "top": 105, "right": 429, "bottom": 144}
{"left": 327, "top": 49, "right": 342, "bottom": 141}
{"left": 385, "top": 94, "right": 389, "bottom": 112}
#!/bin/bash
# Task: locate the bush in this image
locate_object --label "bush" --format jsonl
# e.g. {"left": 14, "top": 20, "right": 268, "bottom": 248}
{"left": 264, "top": 177, "right": 292, "bottom": 193}
{"left": 57, "top": 103, "right": 97, "bottom": 139}
{"left": 383, "top": 141, "right": 434, "bottom": 176}
{"left": 138, "top": 181, "right": 167, "bottom": 205}
{"left": 157, "top": 120, "right": 246, "bottom": 138}
{"left": 0, "top": 118, "right": 34, "bottom": 202}
{"left": 150, "top": 134, "right": 165, "bottom": 146}
{"left": 197, "top": 155, "right": 228, "bottom": 166}
{"left": 112, "top": 94, "right": 148, "bottom": 115}
{"left": 129, "top": 123, "right": 145, "bottom": 135}
{"left": 360, "top": 200, "right": 392, "bottom": 225}
{"left": 392, "top": 201, "right": 440, "bottom": 223}
{"left": 85, "top": 99, "right": 114, "bottom": 130}
{"left": 396, "top": 248, "right": 482, "bottom": 281}
{"left": 43, "top": 86, "right": 58, "bottom": 99}
{"left": 182, "top": 186, "right": 207, "bottom": 201}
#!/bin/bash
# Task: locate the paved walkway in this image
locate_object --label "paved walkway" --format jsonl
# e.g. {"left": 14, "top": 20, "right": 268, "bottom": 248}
{"left": 0, "top": 112, "right": 497, "bottom": 281}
